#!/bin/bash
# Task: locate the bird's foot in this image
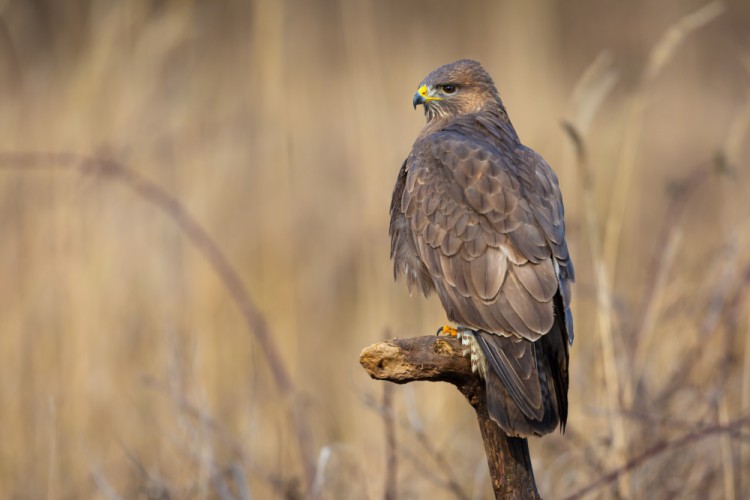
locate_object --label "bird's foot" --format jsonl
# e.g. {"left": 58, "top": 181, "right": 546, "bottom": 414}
{"left": 436, "top": 326, "right": 484, "bottom": 375}
{"left": 436, "top": 325, "right": 459, "bottom": 337}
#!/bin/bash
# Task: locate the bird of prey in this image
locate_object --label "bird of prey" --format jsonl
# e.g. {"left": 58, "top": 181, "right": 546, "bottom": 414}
{"left": 390, "top": 60, "right": 574, "bottom": 437}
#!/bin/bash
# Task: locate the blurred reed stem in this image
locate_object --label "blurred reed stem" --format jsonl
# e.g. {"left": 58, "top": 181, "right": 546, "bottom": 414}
{"left": 563, "top": 49, "right": 630, "bottom": 497}
{"left": 564, "top": 121, "right": 630, "bottom": 498}
{"left": 603, "top": 1, "right": 725, "bottom": 289}
{"left": 0, "top": 152, "right": 314, "bottom": 493}
{"left": 594, "top": 3, "right": 724, "bottom": 494}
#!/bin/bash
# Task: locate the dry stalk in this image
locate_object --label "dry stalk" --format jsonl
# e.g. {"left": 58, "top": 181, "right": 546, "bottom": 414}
{"left": 562, "top": 49, "right": 630, "bottom": 496}
{"left": 724, "top": 89, "right": 750, "bottom": 496}
{"left": 0, "top": 152, "right": 315, "bottom": 491}
{"left": 562, "top": 122, "right": 629, "bottom": 497}
{"left": 631, "top": 162, "right": 714, "bottom": 378}
{"left": 89, "top": 466, "right": 124, "bottom": 500}
{"left": 655, "top": 247, "right": 743, "bottom": 403}
{"left": 563, "top": 413, "right": 750, "bottom": 500}
{"left": 603, "top": 1, "right": 724, "bottom": 282}
{"left": 601, "top": 4, "right": 726, "bottom": 428}
{"left": 743, "top": 291, "right": 750, "bottom": 495}
{"left": 361, "top": 392, "right": 470, "bottom": 500}
{"left": 144, "top": 376, "right": 292, "bottom": 496}
{"left": 719, "top": 400, "right": 736, "bottom": 500}
{"left": 382, "top": 382, "right": 398, "bottom": 500}
{"left": 563, "top": 5, "right": 725, "bottom": 495}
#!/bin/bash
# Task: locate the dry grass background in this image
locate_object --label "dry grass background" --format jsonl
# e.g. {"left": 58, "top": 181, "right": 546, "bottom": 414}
{"left": 1, "top": 0, "right": 749, "bottom": 498}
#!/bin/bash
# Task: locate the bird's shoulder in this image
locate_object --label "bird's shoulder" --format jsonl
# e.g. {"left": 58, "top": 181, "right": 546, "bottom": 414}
{"left": 407, "top": 119, "right": 521, "bottom": 199}
{"left": 411, "top": 115, "right": 514, "bottom": 163}
{"left": 400, "top": 122, "right": 534, "bottom": 263}
{"left": 401, "top": 118, "right": 572, "bottom": 268}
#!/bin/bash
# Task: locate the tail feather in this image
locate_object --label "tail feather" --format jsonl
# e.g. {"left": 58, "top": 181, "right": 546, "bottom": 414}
{"left": 473, "top": 333, "right": 543, "bottom": 420}
{"left": 473, "top": 292, "right": 570, "bottom": 437}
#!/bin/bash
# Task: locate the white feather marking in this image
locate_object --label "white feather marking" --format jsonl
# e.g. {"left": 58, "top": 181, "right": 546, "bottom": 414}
{"left": 459, "top": 329, "right": 488, "bottom": 379}
{"left": 553, "top": 257, "right": 562, "bottom": 283}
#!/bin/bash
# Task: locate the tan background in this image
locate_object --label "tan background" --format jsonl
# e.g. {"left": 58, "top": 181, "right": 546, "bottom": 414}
{"left": 1, "top": 0, "right": 749, "bottom": 498}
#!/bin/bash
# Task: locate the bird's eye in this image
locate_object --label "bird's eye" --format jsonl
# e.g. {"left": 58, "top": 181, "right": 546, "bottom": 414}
{"left": 442, "top": 84, "right": 457, "bottom": 94}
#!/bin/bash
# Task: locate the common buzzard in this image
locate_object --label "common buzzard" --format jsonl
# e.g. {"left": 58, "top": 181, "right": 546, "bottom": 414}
{"left": 390, "top": 60, "right": 574, "bottom": 437}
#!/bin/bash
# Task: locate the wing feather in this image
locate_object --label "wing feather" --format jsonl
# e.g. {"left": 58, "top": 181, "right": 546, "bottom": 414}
{"left": 390, "top": 79, "right": 574, "bottom": 436}
{"left": 513, "top": 260, "right": 558, "bottom": 302}
{"left": 467, "top": 247, "right": 508, "bottom": 300}
{"left": 399, "top": 129, "right": 569, "bottom": 341}
{"left": 503, "top": 270, "right": 554, "bottom": 335}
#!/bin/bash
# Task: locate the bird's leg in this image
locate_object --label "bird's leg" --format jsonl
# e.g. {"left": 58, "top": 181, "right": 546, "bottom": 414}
{"left": 436, "top": 325, "right": 486, "bottom": 377}
{"left": 458, "top": 329, "right": 487, "bottom": 379}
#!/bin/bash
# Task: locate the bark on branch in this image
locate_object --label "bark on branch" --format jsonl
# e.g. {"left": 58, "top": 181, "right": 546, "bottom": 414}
{"left": 360, "top": 336, "right": 540, "bottom": 500}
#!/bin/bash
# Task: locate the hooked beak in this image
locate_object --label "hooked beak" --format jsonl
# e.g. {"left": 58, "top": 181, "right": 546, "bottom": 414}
{"left": 413, "top": 84, "right": 441, "bottom": 109}
{"left": 413, "top": 92, "right": 425, "bottom": 109}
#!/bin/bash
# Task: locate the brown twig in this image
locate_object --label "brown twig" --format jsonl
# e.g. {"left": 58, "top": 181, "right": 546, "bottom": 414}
{"left": 382, "top": 382, "right": 397, "bottom": 500}
{"left": 562, "top": 120, "right": 630, "bottom": 497}
{"left": 631, "top": 161, "right": 713, "bottom": 347}
{"left": 563, "top": 413, "right": 750, "bottom": 500}
{"left": 360, "top": 336, "right": 540, "bottom": 500}
{"left": 361, "top": 392, "right": 470, "bottom": 499}
{"left": 0, "top": 152, "right": 315, "bottom": 490}
{"left": 142, "top": 376, "right": 293, "bottom": 495}
{"left": 655, "top": 250, "right": 742, "bottom": 403}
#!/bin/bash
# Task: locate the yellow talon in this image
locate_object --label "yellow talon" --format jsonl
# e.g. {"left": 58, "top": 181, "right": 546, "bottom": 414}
{"left": 437, "top": 325, "right": 459, "bottom": 337}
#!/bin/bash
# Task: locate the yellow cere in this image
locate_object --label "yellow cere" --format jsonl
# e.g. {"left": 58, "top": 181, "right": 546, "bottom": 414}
{"left": 418, "top": 84, "right": 442, "bottom": 101}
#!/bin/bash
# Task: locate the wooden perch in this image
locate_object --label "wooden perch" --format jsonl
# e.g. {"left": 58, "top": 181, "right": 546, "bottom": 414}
{"left": 360, "top": 336, "right": 540, "bottom": 500}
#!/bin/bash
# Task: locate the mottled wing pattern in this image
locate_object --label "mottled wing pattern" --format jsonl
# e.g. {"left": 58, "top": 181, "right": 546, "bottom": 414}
{"left": 516, "top": 146, "right": 575, "bottom": 344}
{"left": 389, "top": 160, "right": 434, "bottom": 296}
{"left": 401, "top": 131, "right": 560, "bottom": 340}
{"left": 396, "top": 129, "right": 572, "bottom": 433}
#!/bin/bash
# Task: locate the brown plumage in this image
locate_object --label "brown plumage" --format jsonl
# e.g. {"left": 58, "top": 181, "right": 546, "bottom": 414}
{"left": 390, "top": 60, "right": 574, "bottom": 437}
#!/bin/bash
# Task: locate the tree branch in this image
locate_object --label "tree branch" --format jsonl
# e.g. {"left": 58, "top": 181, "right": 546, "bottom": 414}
{"left": 360, "top": 336, "right": 540, "bottom": 500}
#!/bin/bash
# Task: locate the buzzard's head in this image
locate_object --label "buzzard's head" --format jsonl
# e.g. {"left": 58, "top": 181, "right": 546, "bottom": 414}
{"left": 413, "top": 59, "right": 501, "bottom": 122}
